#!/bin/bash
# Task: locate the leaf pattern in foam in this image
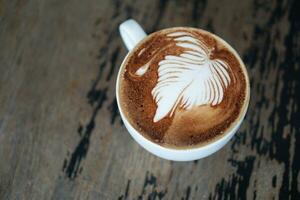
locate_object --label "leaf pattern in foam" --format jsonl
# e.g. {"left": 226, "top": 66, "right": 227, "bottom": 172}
{"left": 135, "top": 31, "right": 231, "bottom": 122}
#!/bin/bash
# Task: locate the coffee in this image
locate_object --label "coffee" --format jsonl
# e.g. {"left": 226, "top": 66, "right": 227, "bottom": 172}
{"left": 119, "top": 27, "right": 249, "bottom": 148}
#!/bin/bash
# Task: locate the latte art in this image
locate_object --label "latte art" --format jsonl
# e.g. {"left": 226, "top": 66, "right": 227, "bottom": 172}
{"left": 119, "top": 27, "right": 248, "bottom": 148}
{"left": 134, "top": 31, "right": 232, "bottom": 122}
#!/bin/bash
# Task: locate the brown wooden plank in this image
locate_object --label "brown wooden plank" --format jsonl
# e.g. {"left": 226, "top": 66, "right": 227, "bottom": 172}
{"left": 0, "top": 0, "right": 299, "bottom": 199}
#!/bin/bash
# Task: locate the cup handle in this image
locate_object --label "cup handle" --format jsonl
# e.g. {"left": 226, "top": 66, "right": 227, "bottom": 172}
{"left": 119, "top": 19, "right": 147, "bottom": 51}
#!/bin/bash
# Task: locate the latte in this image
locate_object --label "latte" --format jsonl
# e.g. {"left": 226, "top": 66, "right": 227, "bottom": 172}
{"left": 118, "top": 27, "right": 249, "bottom": 148}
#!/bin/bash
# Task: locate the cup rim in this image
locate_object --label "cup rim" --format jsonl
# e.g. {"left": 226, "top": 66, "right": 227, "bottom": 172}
{"left": 116, "top": 26, "right": 250, "bottom": 152}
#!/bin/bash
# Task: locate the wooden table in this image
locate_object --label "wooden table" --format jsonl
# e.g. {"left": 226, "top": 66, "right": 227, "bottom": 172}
{"left": 0, "top": 0, "right": 299, "bottom": 199}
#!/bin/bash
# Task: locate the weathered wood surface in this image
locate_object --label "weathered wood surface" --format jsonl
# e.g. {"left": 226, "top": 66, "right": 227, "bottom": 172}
{"left": 0, "top": 0, "right": 299, "bottom": 199}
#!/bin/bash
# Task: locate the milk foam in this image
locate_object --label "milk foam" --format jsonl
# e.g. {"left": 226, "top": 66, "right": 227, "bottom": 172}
{"left": 134, "top": 31, "right": 232, "bottom": 122}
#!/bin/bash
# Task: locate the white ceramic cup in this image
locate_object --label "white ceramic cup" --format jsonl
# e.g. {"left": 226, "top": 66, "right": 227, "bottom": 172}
{"left": 116, "top": 19, "right": 249, "bottom": 161}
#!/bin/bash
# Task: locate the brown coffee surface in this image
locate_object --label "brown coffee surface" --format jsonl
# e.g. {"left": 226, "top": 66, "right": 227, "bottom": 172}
{"left": 119, "top": 27, "right": 249, "bottom": 148}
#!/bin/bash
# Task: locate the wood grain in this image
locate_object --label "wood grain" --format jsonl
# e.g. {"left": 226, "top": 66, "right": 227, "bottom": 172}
{"left": 0, "top": 0, "right": 299, "bottom": 199}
